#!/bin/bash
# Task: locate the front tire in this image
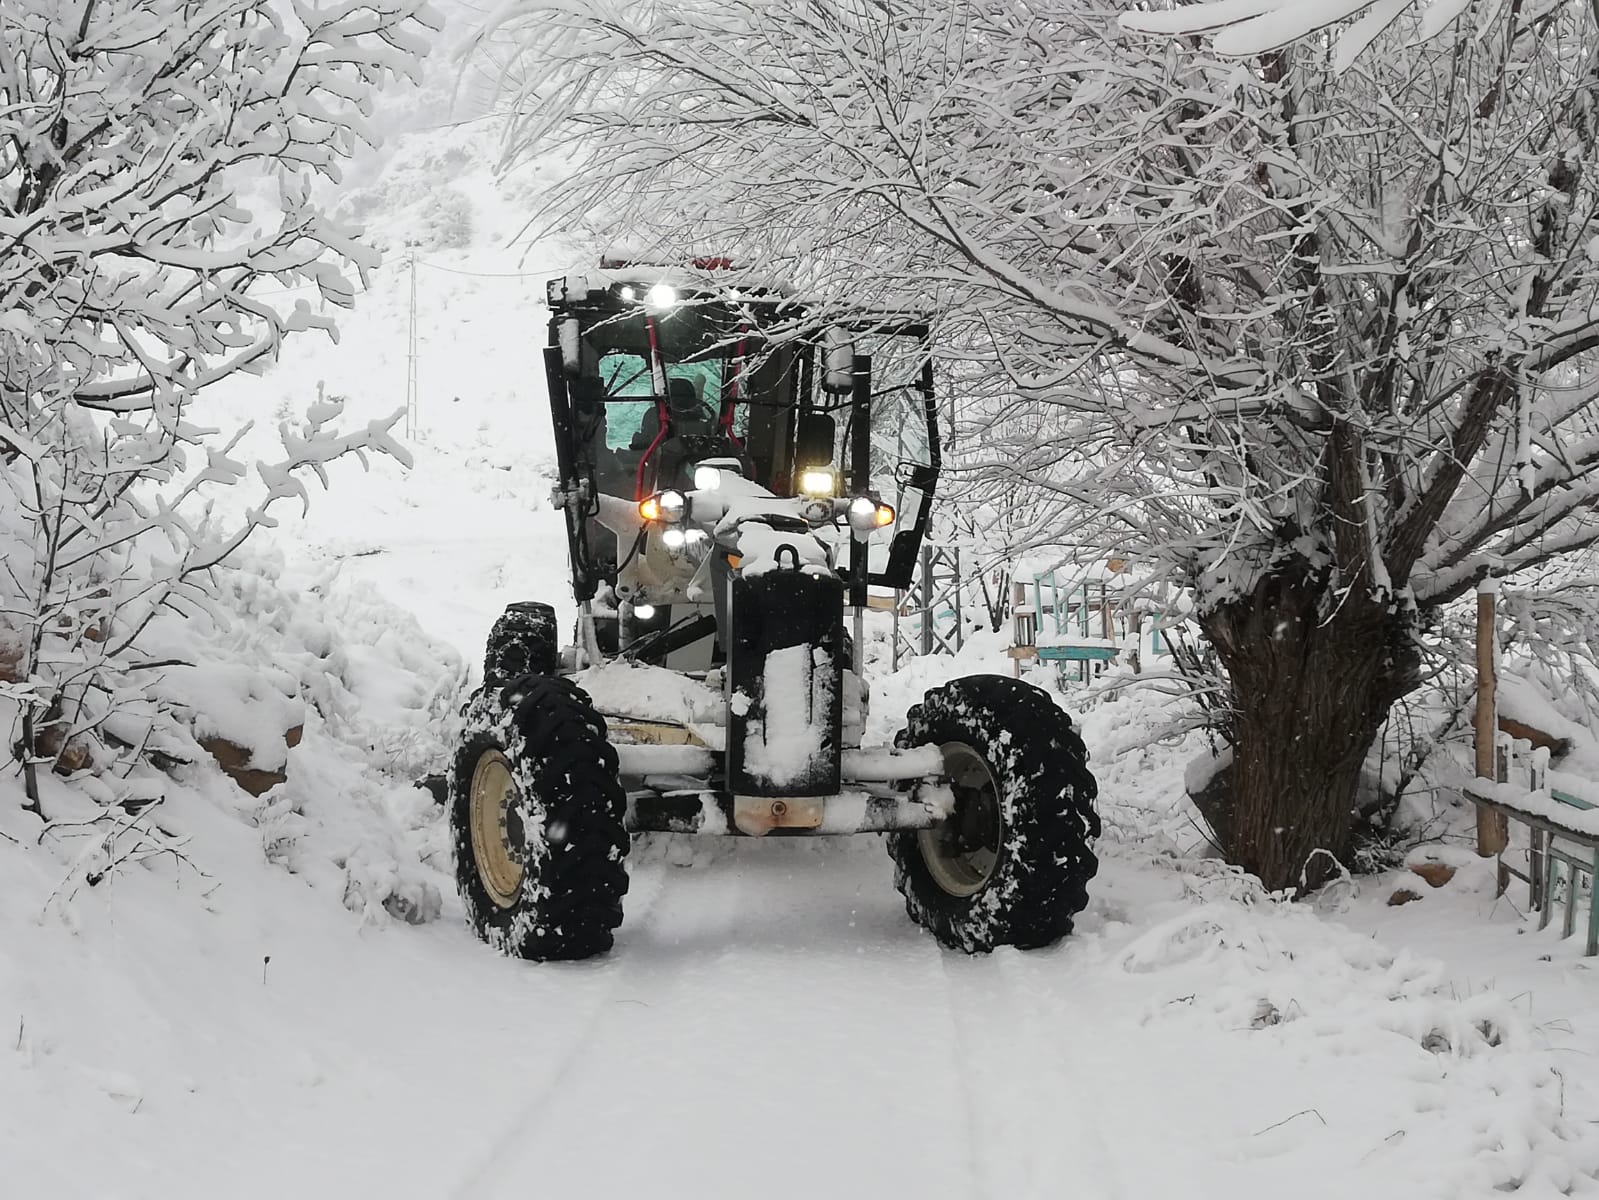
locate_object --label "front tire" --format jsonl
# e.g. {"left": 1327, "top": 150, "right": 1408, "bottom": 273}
{"left": 449, "top": 675, "right": 629, "bottom": 960}
{"left": 483, "top": 601, "right": 558, "bottom": 688}
{"left": 888, "top": 675, "right": 1099, "bottom": 953}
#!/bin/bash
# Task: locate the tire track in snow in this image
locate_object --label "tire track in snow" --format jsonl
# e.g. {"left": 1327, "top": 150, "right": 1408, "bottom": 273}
{"left": 458, "top": 840, "right": 978, "bottom": 1199}
{"left": 938, "top": 943, "right": 1127, "bottom": 1200}
{"left": 445, "top": 855, "right": 673, "bottom": 1198}
{"left": 913, "top": 933, "right": 988, "bottom": 1200}
{"left": 993, "top": 948, "right": 1125, "bottom": 1197}
{"left": 447, "top": 857, "right": 751, "bottom": 1200}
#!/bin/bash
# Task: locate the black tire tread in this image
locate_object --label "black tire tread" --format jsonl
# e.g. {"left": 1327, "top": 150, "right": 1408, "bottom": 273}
{"left": 483, "top": 602, "right": 559, "bottom": 688}
{"left": 449, "top": 674, "right": 628, "bottom": 961}
{"left": 887, "top": 674, "right": 1099, "bottom": 953}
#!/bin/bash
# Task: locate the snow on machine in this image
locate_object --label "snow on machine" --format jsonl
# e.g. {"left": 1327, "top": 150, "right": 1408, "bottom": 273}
{"left": 448, "top": 261, "right": 1100, "bottom": 959}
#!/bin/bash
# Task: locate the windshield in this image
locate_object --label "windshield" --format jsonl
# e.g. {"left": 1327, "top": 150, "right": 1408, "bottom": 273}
{"left": 570, "top": 300, "right": 799, "bottom": 496}
{"left": 598, "top": 351, "right": 739, "bottom": 451}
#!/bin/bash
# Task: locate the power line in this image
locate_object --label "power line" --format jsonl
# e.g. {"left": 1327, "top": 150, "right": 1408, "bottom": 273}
{"left": 242, "top": 256, "right": 555, "bottom": 298}
{"left": 411, "top": 113, "right": 505, "bottom": 133}
{"left": 239, "top": 251, "right": 556, "bottom": 441}
{"left": 405, "top": 251, "right": 419, "bottom": 440}
{"left": 414, "top": 259, "right": 557, "bottom": 279}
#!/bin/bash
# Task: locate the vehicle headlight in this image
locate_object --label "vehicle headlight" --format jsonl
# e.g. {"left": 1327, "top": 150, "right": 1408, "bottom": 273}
{"left": 693, "top": 464, "right": 723, "bottom": 491}
{"left": 847, "top": 496, "right": 896, "bottom": 534}
{"left": 799, "top": 468, "right": 838, "bottom": 498}
{"left": 646, "top": 283, "right": 677, "bottom": 308}
{"left": 639, "top": 489, "right": 688, "bottom": 522}
{"left": 661, "top": 527, "right": 688, "bottom": 550}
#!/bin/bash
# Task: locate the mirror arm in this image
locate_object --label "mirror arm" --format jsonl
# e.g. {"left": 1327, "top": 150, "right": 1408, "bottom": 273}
{"left": 822, "top": 327, "right": 855, "bottom": 394}
{"left": 848, "top": 353, "right": 872, "bottom": 628}
{"left": 559, "top": 316, "right": 582, "bottom": 377}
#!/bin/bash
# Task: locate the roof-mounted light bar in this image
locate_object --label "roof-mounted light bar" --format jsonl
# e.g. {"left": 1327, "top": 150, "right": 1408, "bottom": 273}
{"left": 599, "top": 254, "right": 737, "bottom": 270}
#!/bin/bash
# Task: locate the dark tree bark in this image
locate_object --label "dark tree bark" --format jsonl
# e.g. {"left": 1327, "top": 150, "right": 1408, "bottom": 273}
{"left": 1195, "top": 564, "right": 1419, "bottom": 892}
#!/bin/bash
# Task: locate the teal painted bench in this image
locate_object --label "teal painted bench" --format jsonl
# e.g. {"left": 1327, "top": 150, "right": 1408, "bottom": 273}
{"left": 1036, "top": 643, "right": 1119, "bottom": 663}
{"left": 1467, "top": 764, "right": 1599, "bottom": 955}
{"left": 1538, "top": 788, "right": 1599, "bottom": 953}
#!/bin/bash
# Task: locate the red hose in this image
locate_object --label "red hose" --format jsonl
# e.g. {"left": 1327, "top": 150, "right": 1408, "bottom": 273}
{"left": 637, "top": 315, "right": 670, "bottom": 499}
{"left": 720, "top": 327, "right": 747, "bottom": 448}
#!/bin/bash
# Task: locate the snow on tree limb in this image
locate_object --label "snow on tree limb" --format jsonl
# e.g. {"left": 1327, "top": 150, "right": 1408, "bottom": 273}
{"left": 1120, "top": 0, "right": 1504, "bottom": 69}
{"left": 484, "top": 0, "right": 1599, "bottom": 610}
{"left": 1, "top": 0, "right": 436, "bottom": 818}
{"left": 1, "top": 0, "right": 436, "bottom": 414}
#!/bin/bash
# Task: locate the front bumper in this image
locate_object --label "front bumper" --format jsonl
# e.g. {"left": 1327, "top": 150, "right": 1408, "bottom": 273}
{"left": 617, "top": 743, "right": 952, "bottom": 836}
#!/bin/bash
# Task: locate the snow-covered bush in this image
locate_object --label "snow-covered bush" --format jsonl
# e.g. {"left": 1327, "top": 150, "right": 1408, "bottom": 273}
{"left": 0, "top": 0, "right": 434, "bottom": 845}
{"left": 12, "top": 544, "right": 465, "bottom": 926}
{"left": 336, "top": 130, "right": 490, "bottom": 252}
{"left": 150, "top": 549, "right": 464, "bottom": 924}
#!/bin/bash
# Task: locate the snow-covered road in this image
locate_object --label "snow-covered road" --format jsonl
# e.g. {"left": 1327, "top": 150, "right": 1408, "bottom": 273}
{"left": 22, "top": 826, "right": 1599, "bottom": 1200}
{"left": 454, "top": 844, "right": 987, "bottom": 1200}
{"left": 426, "top": 838, "right": 1599, "bottom": 1200}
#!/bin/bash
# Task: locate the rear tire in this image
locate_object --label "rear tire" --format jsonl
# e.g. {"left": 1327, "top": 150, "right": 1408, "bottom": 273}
{"left": 483, "top": 602, "right": 558, "bottom": 688}
{"left": 888, "top": 675, "right": 1099, "bottom": 953}
{"left": 449, "top": 675, "right": 629, "bottom": 960}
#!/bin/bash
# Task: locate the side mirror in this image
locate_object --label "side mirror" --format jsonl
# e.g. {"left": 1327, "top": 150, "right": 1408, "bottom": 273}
{"left": 559, "top": 316, "right": 582, "bottom": 377}
{"left": 821, "top": 328, "right": 854, "bottom": 395}
{"left": 794, "top": 411, "right": 836, "bottom": 467}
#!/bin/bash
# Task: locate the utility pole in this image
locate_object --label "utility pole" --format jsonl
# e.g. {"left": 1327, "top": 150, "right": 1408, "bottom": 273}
{"left": 405, "top": 251, "right": 419, "bottom": 439}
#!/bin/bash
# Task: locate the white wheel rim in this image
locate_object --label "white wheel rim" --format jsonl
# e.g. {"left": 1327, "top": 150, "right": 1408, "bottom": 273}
{"left": 917, "top": 741, "right": 1002, "bottom": 898}
{"left": 469, "top": 750, "right": 523, "bottom": 908}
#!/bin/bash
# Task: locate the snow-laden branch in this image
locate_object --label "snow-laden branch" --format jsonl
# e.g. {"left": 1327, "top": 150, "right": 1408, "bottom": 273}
{"left": 0, "top": 0, "right": 434, "bottom": 817}
{"left": 482, "top": 0, "right": 1597, "bottom": 617}
{"left": 1, "top": 0, "right": 434, "bottom": 414}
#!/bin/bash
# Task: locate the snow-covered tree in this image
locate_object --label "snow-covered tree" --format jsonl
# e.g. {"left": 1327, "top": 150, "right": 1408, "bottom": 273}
{"left": 1122, "top": 0, "right": 1599, "bottom": 71}
{"left": 1, "top": 1, "right": 433, "bottom": 815}
{"left": 483, "top": 0, "right": 1599, "bottom": 890}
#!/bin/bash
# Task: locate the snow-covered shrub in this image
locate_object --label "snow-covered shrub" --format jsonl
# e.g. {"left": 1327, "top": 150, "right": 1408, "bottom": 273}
{"left": 133, "top": 549, "right": 466, "bottom": 925}
{"left": 0, "top": 1, "right": 434, "bottom": 859}
{"left": 335, "top": 130, "right": 493, "bottom": 253}
{"left": 419, "top": 189, "right": 475, "bottom": 250}
{"left": 8, "top": 542, "right": 464, "bottom": 926}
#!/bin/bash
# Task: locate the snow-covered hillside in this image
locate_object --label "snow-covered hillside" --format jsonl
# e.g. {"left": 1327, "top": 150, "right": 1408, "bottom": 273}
{"left": 7, "top": 17, "right": 1599, "bottom": 1200}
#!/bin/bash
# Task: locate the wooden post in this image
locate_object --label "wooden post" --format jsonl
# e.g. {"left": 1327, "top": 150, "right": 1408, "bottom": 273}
{"left": 1097, "top": 585, "right": 1112, "bottom": 679}
{"left": 1475, "top": 579, "right": 1508, "bottom": 856}
{"left": 1012, "top": 580, "right": 1027, "bottom": 678}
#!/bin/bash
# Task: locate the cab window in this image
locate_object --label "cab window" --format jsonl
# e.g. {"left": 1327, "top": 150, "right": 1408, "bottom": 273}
{"left": 599, "top": 351, "right": 653, "bottom": 451}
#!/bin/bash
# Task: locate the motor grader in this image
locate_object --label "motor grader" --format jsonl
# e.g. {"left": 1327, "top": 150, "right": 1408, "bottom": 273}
{"left": 449, "top": 261, "right": 1099, "bottom": 959}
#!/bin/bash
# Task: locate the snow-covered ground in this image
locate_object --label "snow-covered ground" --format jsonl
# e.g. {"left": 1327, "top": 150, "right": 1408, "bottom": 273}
{"left": 10, "top": 635, "right": 1599, "bottom": 1199}
{"left": 7, "top": 32, "right": 1599, "bottom": 1200}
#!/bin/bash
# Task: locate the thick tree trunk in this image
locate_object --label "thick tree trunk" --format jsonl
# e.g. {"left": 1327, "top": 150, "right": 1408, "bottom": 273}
{"left": 1196, "top": 567, "right": 1417, "bottom": 892}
